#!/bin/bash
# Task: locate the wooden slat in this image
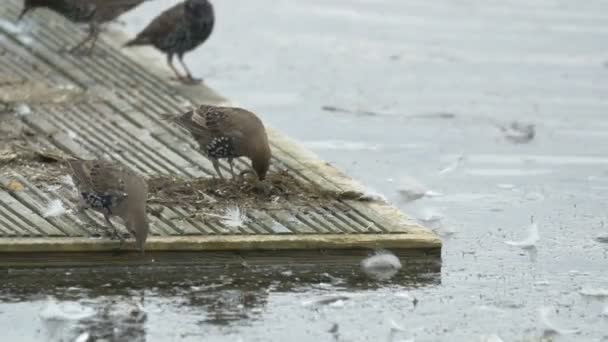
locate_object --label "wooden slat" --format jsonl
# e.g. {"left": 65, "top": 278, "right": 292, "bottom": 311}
{"left": 0, "top": 192, "right": 57, "bottom": 236}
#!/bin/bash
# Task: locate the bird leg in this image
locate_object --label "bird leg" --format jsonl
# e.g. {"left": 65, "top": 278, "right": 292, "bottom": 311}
{"left": 211, "top": 158, "right": 225, "bottom": 179}
{"left": 178, "top": 54, "right": 201, "bottom": 84}
{"left": 85, "top": 26, "right": 101, "bottom": 55}
{"left": 167, "top": 54, "right": 188, "bottom": 82}
{"left": 228, "top": 158, "right": 236, "bottom": 178}
{"left": 103, "top": 212, "right": 124, "bottom": 243}
{"left": 69, "top": 23, "right": 99, "bottom": 55}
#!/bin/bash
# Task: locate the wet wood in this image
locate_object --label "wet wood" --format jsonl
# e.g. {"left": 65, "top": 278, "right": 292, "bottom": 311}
{"left": 0, "top": 0, "right": 441, "bottom": 263}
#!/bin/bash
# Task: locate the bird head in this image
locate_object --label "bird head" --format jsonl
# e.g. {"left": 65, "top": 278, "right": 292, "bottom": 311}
{"left": 251, "top": 152, "right": 270, "bottom": 181}
{"left": 127, "top": 214, "right": 149, "bottom": 254}
{"left": 185, "top": 0, "right": 211, "bottom": 14}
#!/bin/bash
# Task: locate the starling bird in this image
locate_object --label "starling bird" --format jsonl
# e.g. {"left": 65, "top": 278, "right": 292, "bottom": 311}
{"left": 124, "top": 0, "right": 214, "bottom": 84}
{"left": 18, "top": 0, "right": 147, "bottom": 54}
{"left": 164, "top": 104, "right": 271, "bottom": 181}
{"left": 68, "top": 159, "right": 150, "bottom": 253}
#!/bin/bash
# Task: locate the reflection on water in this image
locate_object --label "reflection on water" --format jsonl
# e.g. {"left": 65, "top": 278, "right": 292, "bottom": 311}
{"left": 1, "top": 256, "right": 440, "bottom": 341}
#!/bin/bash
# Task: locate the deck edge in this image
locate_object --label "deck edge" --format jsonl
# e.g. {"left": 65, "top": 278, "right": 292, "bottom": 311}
{"left": 0, "top": 233, "right": 441, "bottom": 252}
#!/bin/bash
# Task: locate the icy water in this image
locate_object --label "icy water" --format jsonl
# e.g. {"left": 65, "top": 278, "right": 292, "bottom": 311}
{"left": 3, "top": 0, "right": 608, "bottom": 340}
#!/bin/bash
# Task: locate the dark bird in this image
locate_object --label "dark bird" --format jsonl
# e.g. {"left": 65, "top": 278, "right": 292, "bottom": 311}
{"left": 18, "top": 0, "right": 147, "bottom": 54}
{"left": 68, "top": 159, "right": 150, "bottom": 253}
{"left": 124, "top": 0, "right": 214, "bottom": 84}
{"left": 163, "top": 104, "right": 271, "bottom": 181}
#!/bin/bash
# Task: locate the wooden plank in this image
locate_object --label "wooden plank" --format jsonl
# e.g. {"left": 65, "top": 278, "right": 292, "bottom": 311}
{"left": 7, "top": 176, "right": 87, "bottom": 236}
{"left": 0, "top": 208, "right": 23, "bottom": 237}
{"left": 268, "top": 209, "right": 319, "bottom": 234}
{"left": 0, "top": 191, "right": 44, "bottom": 236}
{"left": 246, "top": 210, "right": 293, "bottom": 234}
{"left": 0, "top": 234, "right": 441, "bottom": 253}
{"left": 0, "top": 191, "right": 64, "bottom": 236}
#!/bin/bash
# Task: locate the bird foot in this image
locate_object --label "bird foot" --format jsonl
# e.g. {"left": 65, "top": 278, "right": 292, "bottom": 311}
{"left": 105, "top": 229, "right": 129, "bottom": 241}
{"left": 171, "top": 76, "right": 202, "bottom": 85}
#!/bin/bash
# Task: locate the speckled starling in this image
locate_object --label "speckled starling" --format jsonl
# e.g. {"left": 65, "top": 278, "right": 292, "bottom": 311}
{"left": 124, "top": 0, "right": 214, "bottom": 84}
{"left": 18, "top": 0, "right": 147, "bottom": 54}
{"left": 68, "top": 159, "right": 149, "bottom": 253}
{"left": 164, "top": 104, "right": 271, "bottom": 181}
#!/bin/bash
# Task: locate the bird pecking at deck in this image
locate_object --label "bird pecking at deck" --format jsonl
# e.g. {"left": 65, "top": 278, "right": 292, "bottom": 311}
{"left": 68, "top": 159, "right": 150, "bottom": 253}
{"left": 124, "top": 0, "right": 214, "bottom": 84}
{"left": 163, "top": 104, "right": 271, "bottom": 183}
{"left": 17, "top": 0, "right": 148, "bottom": 54}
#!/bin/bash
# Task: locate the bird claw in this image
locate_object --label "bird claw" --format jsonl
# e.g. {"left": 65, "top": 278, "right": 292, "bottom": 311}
{"left": 172, "top": 76, "right": 202, "bottom": 85}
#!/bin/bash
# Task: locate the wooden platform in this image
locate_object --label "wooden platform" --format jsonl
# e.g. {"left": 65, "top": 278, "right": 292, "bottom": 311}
{"left": 0, "top": 0, "right": 440, "bottom": 266}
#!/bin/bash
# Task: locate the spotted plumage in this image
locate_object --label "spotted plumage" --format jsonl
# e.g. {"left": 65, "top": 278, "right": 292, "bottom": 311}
{"left": 124, "top": 0, "right": 214, "bottom": 84}
{"left": 18, "top": 0, "right": 147, "bottom": 54}
{"left": 206, "top": 136, "right": 235, "bottom": 159}
{"left": 163, "top": 104, "right": 271, "bottom": 181}
{"left": 68, "top": 159, "right": 149, "bottom": 253}
{"left": 80, "top": 191, "right": 123, "bottom": 214}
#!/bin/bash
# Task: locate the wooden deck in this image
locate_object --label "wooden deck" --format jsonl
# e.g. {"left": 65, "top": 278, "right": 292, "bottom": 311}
{"left": 0, "top": 0, "right": 440, "bottom": 266}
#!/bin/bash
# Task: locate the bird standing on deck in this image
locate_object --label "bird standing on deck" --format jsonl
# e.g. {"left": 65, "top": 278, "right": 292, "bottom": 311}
{"left": 68, "top": 159, "right": 149, "bottom": 253}
{"left": 124, "top": 0, "right": 214, "bottom": 84}
{"left": 163, "top": 105, "right": 271, "bottom": 181}
{"left": 18, "top": 0, "right": 147, "bottom": 54}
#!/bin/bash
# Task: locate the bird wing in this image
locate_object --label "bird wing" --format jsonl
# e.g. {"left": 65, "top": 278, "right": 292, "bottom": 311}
{"left": 68, "top": 160, "right": 128, "bottom": 196}
{"left": 130, "top": 2, "right": 185, "bottom": 45}
{"left": 195, "top": 105, "right": 250, "bottom": 134}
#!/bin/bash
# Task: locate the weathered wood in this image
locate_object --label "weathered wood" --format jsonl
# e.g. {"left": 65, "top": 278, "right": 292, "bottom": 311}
{"left": 0, "top": 234, "right": 441, "bottom": 253}
{"left": 0, "top": 191, "right": 64, "bottom": 236}
{"left": 0, "top": 0, "right": 441, "bottom": 263}
{"left": 0, "top": 249, "right": 441, "bottom": 268}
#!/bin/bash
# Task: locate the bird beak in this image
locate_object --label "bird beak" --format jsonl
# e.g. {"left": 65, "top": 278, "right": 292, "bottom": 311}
{"left": 17, "top": 7, "right": 30, "bottom": 22}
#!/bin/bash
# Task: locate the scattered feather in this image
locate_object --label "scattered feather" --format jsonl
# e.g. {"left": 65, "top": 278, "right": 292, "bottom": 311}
{"left": 218, "top": 206, "right": 248, "bottom": 229}
{"left": 301, "top": 295, "right": 351, "bottom": 307}
{"left": 43, "top": 199, "right": 66, "bottom": 218}
{"left": 534, "top": 280, "right": 551, "bottom": 286}
{"left": 74, "top": 332, "right": 90, "bottom": 342}
{"left": 438, "top": 155, "right": 465, "bottom": 175}
{"left": 497, "top": 183, "right": 515, "bottom": 190}
{"left": 40, "top": 298, "right": 95, "bottom": 322}
{"left": 397, "top": 176, "right": 442, "bottom": 202}
{"left": 387, "top": 318, "right": 411, "bottom": 342}
{"left": 418, "top": 208, "right": 443, "bottom": 224}
{"left": 60, "top": 175, "right": 76, "bottom": 190}
{"left": 478, "top": 334, "right": 504, "bottom": 342}
{"left": 67, "top": 130, "right": 78, "bottom": 140}
{"left": 360, "top": 187, "right": 388, "bottom": 202}
{"left": 594, "top": 235, "right": 608, "bottom": 243}
{"left": 539, "top": 306, "right": 579, "bottom": 336}
{"left": 46, "top": 184, "right": 62, "bottom": 192}
{"left": 500, "top": 121, "right": 535, "bottom": 144}
{"left": 361, "top": 250, "right": 402, "bottom": 280}
{"left": 505, "top": 221, "right": 539, "bottom": 249}
{"left": 579, "top": 287, "right": 608, "bottom": 297}
{"left": 602, "top": 305, "right": 608, "bottom": 317}
{"left": 15, "top": 103, "right": 31, "bottom": 116}
{"left": 388, "top": 318, "right": 406, "bottom": 332}
{"left": 0, "top": 19, "right": 23, "bottom": 34}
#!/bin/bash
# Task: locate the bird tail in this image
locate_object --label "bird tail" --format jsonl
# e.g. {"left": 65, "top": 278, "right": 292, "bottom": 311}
{"left": 123, "top": 35, "right": 149, "bottom": 47}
